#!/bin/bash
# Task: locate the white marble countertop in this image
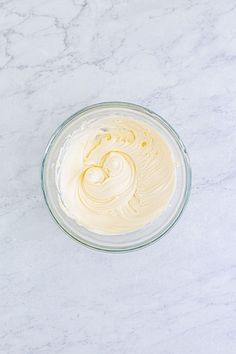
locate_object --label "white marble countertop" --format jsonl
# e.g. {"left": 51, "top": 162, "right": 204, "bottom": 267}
{"left": 1, "top": 0, "right": 236, "bottom": 353}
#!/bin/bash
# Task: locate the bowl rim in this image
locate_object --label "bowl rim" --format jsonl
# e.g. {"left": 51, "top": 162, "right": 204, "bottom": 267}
{"left": 41, "top": 101, "right": 192, "bottom": 252}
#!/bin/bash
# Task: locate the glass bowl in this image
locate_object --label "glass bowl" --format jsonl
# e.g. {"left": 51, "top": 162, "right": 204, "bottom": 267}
{"left": 41, "top": 102, "right": 191, "bottom": 252}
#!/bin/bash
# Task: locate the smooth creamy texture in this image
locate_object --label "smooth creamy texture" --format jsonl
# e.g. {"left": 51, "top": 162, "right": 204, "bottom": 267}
{"left": 56, "top": 117, "right": 175, "bottom": 234}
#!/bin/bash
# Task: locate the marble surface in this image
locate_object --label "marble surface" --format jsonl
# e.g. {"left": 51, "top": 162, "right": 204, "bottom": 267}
{"left": 1, "top": 0, "right": 236, "bottom": 353}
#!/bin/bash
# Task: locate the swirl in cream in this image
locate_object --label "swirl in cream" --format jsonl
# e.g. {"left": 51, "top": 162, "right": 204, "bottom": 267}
{"left": 56, "top": 117, "right": 175, "bottom": 234}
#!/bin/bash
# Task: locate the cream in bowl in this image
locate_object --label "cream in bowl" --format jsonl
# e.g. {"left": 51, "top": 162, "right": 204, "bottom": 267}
{"left": 56, "top": 117, "right": 176, "bottom": 234}
{"left": 42, "top": 102, "right": 191, "bottom": 251}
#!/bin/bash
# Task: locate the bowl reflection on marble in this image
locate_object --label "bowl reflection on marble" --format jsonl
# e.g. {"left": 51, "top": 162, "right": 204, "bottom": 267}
{"left": 41, "top": 102, "right": 191, "bottom": 252}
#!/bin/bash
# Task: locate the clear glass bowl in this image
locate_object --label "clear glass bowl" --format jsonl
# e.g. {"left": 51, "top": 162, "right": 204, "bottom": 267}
{"left": 41, "top": 102, "right": 191, "bottom": 252}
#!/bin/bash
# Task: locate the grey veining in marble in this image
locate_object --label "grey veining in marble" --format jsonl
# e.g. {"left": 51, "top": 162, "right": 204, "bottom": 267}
{"left": 1, "top": 0, "right": 236, "bottom": 353}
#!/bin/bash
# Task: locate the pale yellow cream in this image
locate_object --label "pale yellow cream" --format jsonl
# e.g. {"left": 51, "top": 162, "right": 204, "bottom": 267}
{"left": 56, "top": 117, "right": 175, "bottom": 234}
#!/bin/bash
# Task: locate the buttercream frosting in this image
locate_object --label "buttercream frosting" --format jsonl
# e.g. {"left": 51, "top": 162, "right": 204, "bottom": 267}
{"left": 56, "top": 117, "right": 175, "bottom": 234}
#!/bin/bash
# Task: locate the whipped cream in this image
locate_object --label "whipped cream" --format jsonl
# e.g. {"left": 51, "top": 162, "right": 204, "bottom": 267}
{"left": 56, "top": 117, "right": 175, "bottom": 234}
